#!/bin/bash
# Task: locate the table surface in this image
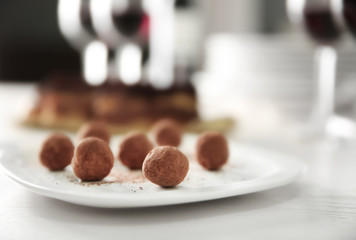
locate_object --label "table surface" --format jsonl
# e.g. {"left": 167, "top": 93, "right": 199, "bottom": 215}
{"left": 0, "top": 83, "right": 356, "bottom": 240}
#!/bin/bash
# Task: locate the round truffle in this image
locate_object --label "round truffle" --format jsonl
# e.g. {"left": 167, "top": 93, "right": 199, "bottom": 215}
{"left": 143, "top": 146, "right": 189, "bottom": 187}
{"left": 77, "top": 122, "right": 110, "bottom": 144}
{"left": 196, "top": 132, "right": 229, "bottom": 170}
{"left": 151, "top": 119, "right": 182, "bottom": 147}
{"left": 39, "top": 133, "right": 74, "bottom": 171}
{"left": 118, "top": 132, "right": 153, "bottom": 169}
{"left": 72, "top": 137, "right": 114, "bottom": 181}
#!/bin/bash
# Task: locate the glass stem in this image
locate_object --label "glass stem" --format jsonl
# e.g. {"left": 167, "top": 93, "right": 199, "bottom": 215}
{"left": 83, "top": 41, "right": 108, "bottom": 85}
{"left": 312, "top": 46, "right": 337, "bottom": 133}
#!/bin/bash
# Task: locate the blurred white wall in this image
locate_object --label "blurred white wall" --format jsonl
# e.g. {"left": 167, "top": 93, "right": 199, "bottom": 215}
{"left": 198, "top": 0, "right": 260, "bottom": 33}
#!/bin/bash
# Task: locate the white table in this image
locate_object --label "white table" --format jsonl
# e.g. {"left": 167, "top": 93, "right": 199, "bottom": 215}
{"left": 0, "top": 83, "right": 355, "bottom": 240}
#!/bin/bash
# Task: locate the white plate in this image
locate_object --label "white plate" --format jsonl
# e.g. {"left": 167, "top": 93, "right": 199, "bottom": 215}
{"left": 0, "top": 135, "right": 306, "bottom": 208}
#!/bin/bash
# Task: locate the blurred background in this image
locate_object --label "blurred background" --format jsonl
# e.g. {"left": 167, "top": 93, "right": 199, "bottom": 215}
{"left": 0, "top": 0, "right": 295, "bottom": 81}
{"left": 1, "top": 0, "right": 356, "bottom": 141}
{"left": 0, "top": 0, "right": 292, "bottom": 81}
{"left": 0, "top": 0, "right": 286, "bottom": 80}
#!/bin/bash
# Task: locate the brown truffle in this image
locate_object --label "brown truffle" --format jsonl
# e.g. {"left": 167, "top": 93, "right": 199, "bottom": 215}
{"left": 152, "top": 118, "right": 182, "bottom": 147}
{"left": 143, "top": 146, "right": 189, "bottom": 187}
{"left": 118, "top": 132, "right": 153, "bottom": 169}
{"left": 72, "top": 137, "right": 114, "bottom": 181}
{"left": 196, "top": 132, "right": 229, "bottom": 170}
{"left": 39, "top": 133, "right": 74, "bottom": 171}
{"left": 77, "top": 122, "right": 110, "bottom": 143}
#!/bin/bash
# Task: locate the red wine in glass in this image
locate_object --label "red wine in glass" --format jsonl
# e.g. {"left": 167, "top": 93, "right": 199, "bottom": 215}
{"left": 343, "top": 0, "right": 356, "bottom": 37}
{"left": 112, "top": 9, "right": 145, "bottom": 37}
{"left": 112, "top": 4, "right": 150, "bottom": 65}
{"left": 303, "top": 6, "right": 342, "bottom": 44}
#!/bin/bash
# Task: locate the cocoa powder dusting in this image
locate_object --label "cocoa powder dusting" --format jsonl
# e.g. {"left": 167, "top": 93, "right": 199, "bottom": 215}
{"left": 66, "top": 167, "right": 147, "bottom": 187}
{"left": 109, "top": 168, "right": 146, "bottom": 184}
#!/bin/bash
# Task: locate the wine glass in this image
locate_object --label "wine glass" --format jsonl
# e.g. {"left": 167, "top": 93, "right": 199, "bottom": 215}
{"left": 287, "top": 0, "right": 343, "bottom": 137}
{"left": 143, "top": 0, "right": 175, "bottom": 89}
{"left": 58, "top": 0, "right": 108, "bottom": 85}
{"left": 112, "top": 0, "right": 147, "bottom": 85}
{"left": 90, "top": 0, "right": 147, "bottom": 85}
{"left": 91, "top": 0, "right": 175, "bottom": 89}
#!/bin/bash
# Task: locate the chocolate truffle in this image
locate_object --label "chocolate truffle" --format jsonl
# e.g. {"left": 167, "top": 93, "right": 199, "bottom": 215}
{"left": 39, "top": 133, "right": 74, "bottom": 171}
{"left": 77, "top": 122, "right": 110, "bottom": 143}
{"left": 143, "top": 146, "right": 189, "bottom": 187}
{"left": 72, "top": 137, "right": 114, "bottom": 181}
{"left": 152, "top": 119, "right": 182, "bottom": 147}
{"left": 196, "top": 132, "right": 229, "bottom": 170}
{"left": 118, "top": 132, "right": 153, "bottom": 169}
